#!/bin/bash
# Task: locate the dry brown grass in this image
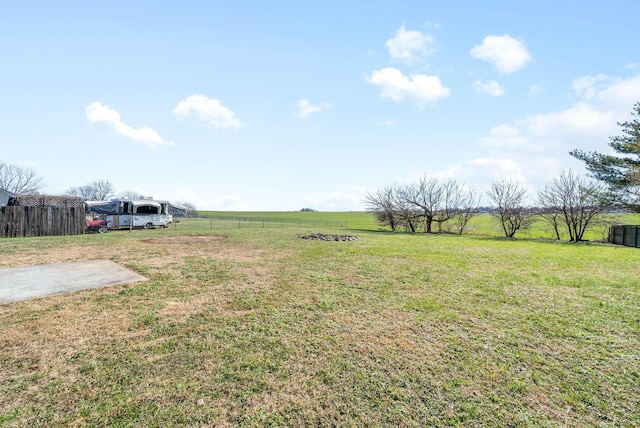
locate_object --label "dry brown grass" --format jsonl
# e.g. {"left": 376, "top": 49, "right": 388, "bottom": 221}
{"left": 1, "top": 232, "right": 289, "bottom": 422}
{"left": 1, "top": 226, "right": 639, "bottom": 426}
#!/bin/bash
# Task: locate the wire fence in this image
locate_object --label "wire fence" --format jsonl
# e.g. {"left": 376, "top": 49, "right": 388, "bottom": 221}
{"left": 193, "top": 215, "right": 349, "bottom": 229}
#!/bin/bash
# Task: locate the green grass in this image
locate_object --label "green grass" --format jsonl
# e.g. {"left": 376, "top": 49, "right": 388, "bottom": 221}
{"left": 0, "top": 218, "right": 639, "bottom": 426}
{"left": 198, "top": 210, "right": 640, "bottom": 241}
{"left": 199, "top": 210, "right": 380, "bottom": 230}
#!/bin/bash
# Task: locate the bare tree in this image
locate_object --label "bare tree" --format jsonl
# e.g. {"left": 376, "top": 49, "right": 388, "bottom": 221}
{"left": 0, "top": 161, "right": 45, "bottom": 195}
{"left": 365, "top": 186, "right": 399, "bottom": 231}
{"left": 433, "top": 180, "right": 475, "bottom": 232}
{"left": 177, "top": 201, "right": 198, "bottom": 217}
{"left": 393, "top": 184, "right": 420, "bottom": 233}
{"left": 367, "top": 178, "right": 479, "bottom": 234}
{"left": 537, "top": 170, "right": 607, "bottom": 242}
{"left": 365, "top": 184, "right": 424, "bottom": 232}
{"left": 119, "top": 190, "right": 144, "bottom": 200}
{"left": 66, "top": 179, "right": 116, "bottom": 201}
{"left": 403, "top": 177, "right": 475, "bottom": 233}
{"left": 487, "top": 179, "right": 534, "bottom": 238}
{"left": 450, "top": 187, "right": 480, "bottom": 235}
{"left": 592, "top": 213, "right": 623, "bottom": 242}
{"left": 404, "top": 176, "right": 444, "bottom": 233}
{"left": 91, "top": 180, "right": 116, "bottom": 200}
{"left": 536, "top": 207, "right": 564, "bottom": 240}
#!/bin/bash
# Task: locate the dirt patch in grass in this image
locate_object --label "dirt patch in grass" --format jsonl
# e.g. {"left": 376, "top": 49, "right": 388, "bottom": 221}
{"left": 139, "top": 235, "right": 227, "bottom": 245}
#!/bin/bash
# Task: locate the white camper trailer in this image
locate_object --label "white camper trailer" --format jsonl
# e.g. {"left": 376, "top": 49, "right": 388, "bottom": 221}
{"left": 85, "top": 199, "right": 173, "bottom": 229}
{"left": 0, "top": 188, "right": 14, "bottom": 207}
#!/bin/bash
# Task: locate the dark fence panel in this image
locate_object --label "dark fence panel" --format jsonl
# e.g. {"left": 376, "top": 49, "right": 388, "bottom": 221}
{"left": 0, "top": 205, "right": 86, "bottom": 238}
{"left": 609, "top": 225, "right": 640, "bottom": 248}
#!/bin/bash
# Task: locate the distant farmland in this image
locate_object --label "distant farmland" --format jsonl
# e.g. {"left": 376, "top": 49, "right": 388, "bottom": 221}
{"left": 198, "top": 210, "right": 640, "bottom": 241}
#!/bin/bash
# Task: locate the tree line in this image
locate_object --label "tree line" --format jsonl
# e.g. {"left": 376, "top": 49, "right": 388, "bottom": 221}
{"left": 364, "top": 171, "right": 609, "bottom": 242}
{"left": 366, "top": 102, "right": 640, "bottom": 242}
{"left": 0, "top": 169, "right": 196, "bottom": 212}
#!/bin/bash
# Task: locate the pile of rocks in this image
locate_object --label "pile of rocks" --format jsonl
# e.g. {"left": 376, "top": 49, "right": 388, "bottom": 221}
{"left": 301, "top": 233, "right": 359, "bottom": 242}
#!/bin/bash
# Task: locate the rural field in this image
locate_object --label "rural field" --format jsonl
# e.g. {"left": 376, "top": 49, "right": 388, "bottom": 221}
{"left": 1, "top": 213, "right": 639, "bottom": 426}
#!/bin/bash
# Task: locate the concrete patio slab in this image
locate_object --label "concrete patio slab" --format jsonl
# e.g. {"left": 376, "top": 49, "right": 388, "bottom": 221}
{"left": 0, "top": 260, "right": 147, "bottom": 304}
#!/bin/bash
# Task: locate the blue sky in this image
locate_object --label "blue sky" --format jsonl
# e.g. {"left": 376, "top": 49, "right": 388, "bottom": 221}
{"left": 2, "top": 1, "right": 640, "bottom": 211}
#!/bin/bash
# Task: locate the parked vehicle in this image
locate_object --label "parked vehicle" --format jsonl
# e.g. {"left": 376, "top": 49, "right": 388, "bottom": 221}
{"left": 86, "top": 218, "right": 108, "bottom": 233}
{"left": 85, "top": 199, "right": 173, "bottom": 230}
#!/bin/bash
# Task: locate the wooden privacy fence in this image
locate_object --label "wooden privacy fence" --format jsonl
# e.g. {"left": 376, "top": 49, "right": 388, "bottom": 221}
{"left": 609, "top": 225, "right": 640, "bottom": 248}
{"left": 1, "top": 205, "right": 86, "bottom": 238}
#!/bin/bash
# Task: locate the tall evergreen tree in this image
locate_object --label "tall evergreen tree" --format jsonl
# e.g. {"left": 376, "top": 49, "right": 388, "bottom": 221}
{"left": 570, "top": 102, "right": 640, "bottom": 211}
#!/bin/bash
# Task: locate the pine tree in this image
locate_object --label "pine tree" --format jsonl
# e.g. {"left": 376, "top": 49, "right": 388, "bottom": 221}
{"left": 570, "top": 102, "right": 640, "bottom": 211}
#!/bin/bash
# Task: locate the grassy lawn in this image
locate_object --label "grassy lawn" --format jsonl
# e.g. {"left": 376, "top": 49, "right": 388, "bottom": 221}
{"left": 1, "top": 217, "right": 639, "bottom": 426}
{"left": 200, "top": 210, "right": 640, "bottom": 241}
{"left": 199, "top": 210, "right": 379, "bottom": 230}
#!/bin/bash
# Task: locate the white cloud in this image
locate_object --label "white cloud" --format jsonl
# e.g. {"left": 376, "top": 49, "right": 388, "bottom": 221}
{"left": 86, "top": 102, "right": 120, "bottom": 123}
{"left": 172, "top": 94, "right": 242, "bottom": 130}
{"left": 470, "top": 34, "right": 532, "bottom": 74}
{"left": 473, "top": 80, "right": 505, "bottom": 97}
{"left": 383, "top": 119, "right": 397, "bottom": 126}
{"left": 85, "top": 102, "right": 174, "bottom": 149}
{"left": 479, "top": 124, "right": 528, "bottom": 150}
{"left": 450, "top": 158, "right": 527, "bottom": 188}
{"left": 294, "top": 98, "right": 331, "bottom": 119}
{"left": 406, "top": 156, "right": 570, "bottom": 208}
{"left": 571, "top": 74, "right": 614, "bottom": 99}
{"left": 385, "top": 24, "right": 436, "bottom": 64}
{"left": 586, "top": 74, "right": 640, "bottom": 108}
{"left": 467, "top": 158, "right": 524, "bottom": 181}
{"left": 367, "top": 67, "right": 450, "bottom": 108}
{"left": 392, "top": 159, "right": 529, "bottom": 206}
{"left": 478, "top": 102, "right": 617, "bottom": 157}
{"left": 476, "top": 74, "right": 640, "bottom": 154}
{"left": 425, "top": 74, "right": 640, "bottom": 197}
{"left": 524, "top": 102, "right": 616, "bottom": 137}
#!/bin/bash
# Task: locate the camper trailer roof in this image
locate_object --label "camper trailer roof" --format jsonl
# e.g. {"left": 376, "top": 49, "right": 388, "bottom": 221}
{"left": 129, "top": 200, "right": 162, "bottom": 207}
